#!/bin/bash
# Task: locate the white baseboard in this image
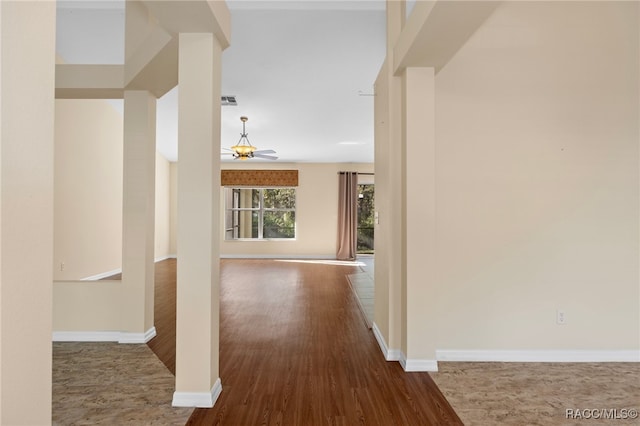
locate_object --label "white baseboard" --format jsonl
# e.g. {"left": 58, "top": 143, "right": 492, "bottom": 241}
{"left": 436, "top": 349, "right": 640, "bottom": 363}
{"left": 155, "top": 255, "right": 176, "bottom": 262}
{"left": 81, "top": 268, "right": 122, "bottom": 281}
{"left": 119, "top": 326, "right": 157, "bottom": 344}
{"left": 399, "top": 351, "right": 439, "bottom": 372}
{"left": 388, "top": 348, "right": 403, "bottom": 361}
{"left": 80, "top": 257, "right": 177, "bottom": 281}
{"left": 173, "top": 378, "right": 222, "bottom": 408}
{"left": 220, "top": 254, "right": 335, "bottom": 259}
{"left": 371, "top": 322, "right": 401, "bottom": 361}
{"left": 52, "top": 326, "right": 157, "bottom": 344}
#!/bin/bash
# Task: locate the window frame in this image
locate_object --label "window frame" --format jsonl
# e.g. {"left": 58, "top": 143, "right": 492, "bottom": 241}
{"left": 224, "top": 187, "right": 297, "bottom": 241}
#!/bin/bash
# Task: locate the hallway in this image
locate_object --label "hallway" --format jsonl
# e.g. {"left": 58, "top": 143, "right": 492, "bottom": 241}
{"left": 187, "top": 259, "right": 460, "bottom": 424}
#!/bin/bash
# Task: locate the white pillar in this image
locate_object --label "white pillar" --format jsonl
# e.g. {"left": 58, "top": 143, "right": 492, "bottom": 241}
{"left": 121, "top": 90, "right": 157, "bottom": 341}
{"left": 173, "top": 32, "right": 222, "bottom": 407}
{"left": 402, "top": 67, "right": 437, "bottom": 370}
{"left": 0, "top": 1, "right": 55, "bottom": 423}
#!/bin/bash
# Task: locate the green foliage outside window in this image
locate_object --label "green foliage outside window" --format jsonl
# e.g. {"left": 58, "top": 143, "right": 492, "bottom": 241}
{"left": 357, "top": 184, "right": 375, "bottom": 253}
{"left": 225, "top": 187, "right": 296, "bottom": 240}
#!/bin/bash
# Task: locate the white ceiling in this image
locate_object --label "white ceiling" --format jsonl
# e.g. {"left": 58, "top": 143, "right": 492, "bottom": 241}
{"left": 56, "top": 0, "right": 387, "bottom": 163}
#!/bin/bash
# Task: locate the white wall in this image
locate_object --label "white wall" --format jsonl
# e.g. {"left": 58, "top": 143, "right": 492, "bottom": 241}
{"left": 218, "top": 162, "right": 374, "bottom": 258}
{"left": 433, "top": 1, "right": 638, "bottom": 352}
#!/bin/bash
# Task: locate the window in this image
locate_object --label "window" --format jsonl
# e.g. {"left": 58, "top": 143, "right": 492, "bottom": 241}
{"left": 224, "top": 188, "right": 296, "bottom": 240}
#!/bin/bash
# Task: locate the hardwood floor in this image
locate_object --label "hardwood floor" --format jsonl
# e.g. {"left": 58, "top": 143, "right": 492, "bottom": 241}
{"left": 148, "top": 258, "right": 179, "bottom": 375}
{"left": 147, "top": 258, "right": 461, "bottom": 425}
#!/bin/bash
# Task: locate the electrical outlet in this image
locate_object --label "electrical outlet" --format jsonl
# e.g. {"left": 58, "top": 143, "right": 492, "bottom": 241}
{"left": 60, "top": 262, "right": 65, "bottom": 272}
{"left": 556, "top": 310, "right": 566, "bottom": 325}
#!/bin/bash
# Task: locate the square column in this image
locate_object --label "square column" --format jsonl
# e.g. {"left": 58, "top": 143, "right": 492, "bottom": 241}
{"left": 173, "top": 32, "right": 222, "bottom": 407}
{"left": 121, "top": 90, "right": 157, "bottom": 341}
{"left": 401, "top": 67, "right": 437, "bottom": 371}
{"left": 373, "top": 0, "right": 406, "bottom": 361}
{"left": 0, "top": 1, "right": 56, "bottom": 423}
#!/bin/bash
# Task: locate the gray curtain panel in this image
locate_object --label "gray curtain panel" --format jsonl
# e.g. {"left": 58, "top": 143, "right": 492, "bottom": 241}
{"left": 336, "top": 171, "right": 358, "bottom": 261}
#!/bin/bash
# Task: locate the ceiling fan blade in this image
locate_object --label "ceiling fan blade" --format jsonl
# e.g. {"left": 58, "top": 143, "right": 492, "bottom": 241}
{"left": 222, "top": 147, "right": 234, "bottom": 152}
{"left": 221, "top": 152, "right": 234, "bottom": 156}
{"left": 253, "top": 149, "right": 276, "bottom": 155}
{"left": 254, "top": 154, "right": 278, "bottom": 160}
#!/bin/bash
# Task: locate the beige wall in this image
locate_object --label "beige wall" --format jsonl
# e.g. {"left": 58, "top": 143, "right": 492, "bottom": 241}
{"left": 374, "top": 60, "right": 392, "bottom": 349}
{"left": 0, "top": 1, "right": 56, "bottom": 422}
{"left": 54, "top": 99, "right": 173, "bottom": 280}
{"left": 53, "top": 280, "right": 122, "bottom": 331}
{"left": 53, "top": 99, "right": 174, "bottom": 333}
{"left": 432, "top": 2, "right": 638, "bottom": 351}
{"left": 375, "top": 0, "right": 638, "bottom": 363}
{"left": 54, "top": 99, "right": 123, "bottom": 280}
{"left": 170, "top": 161, "right": 178, "bottom": 255}
{"left": 217, "top": 162, "right": 374, "bottom": 257}
{"left": 155, "top": 151, "right": 171, "bottom": 259}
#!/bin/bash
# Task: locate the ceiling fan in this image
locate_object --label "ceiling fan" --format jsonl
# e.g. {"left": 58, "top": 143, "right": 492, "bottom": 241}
{"left": 222, "top": 116, "right": 278, "bottom": 161}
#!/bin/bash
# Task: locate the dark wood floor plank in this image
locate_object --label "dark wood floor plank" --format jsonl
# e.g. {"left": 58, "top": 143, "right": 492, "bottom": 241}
{"left": 147, "top": 258, "right": 178, "bottom": 375}
{"left": 145, "top": 259, "right": 460, "bottom": 425}
{"left": 177, "top": 259, "right": 462, "bottom": 426}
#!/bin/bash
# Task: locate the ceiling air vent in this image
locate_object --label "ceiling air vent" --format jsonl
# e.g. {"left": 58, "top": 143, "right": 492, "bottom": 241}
{"left": 221, "top": 96, "right": 237, "bottom": 106}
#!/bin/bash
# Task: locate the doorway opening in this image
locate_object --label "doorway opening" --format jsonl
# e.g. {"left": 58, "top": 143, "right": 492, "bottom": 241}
{"left": 357, "top": 183, "right": 374, "bottom": 254}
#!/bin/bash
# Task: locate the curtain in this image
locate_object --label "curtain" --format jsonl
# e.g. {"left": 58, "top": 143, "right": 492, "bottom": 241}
{"left": 336, "top": 171, "right": 358, "bottom": 261}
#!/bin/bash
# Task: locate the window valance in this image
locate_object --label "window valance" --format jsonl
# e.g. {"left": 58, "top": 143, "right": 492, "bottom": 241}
{"left": 221, "top": 169, "right": 299, "bottom": 187}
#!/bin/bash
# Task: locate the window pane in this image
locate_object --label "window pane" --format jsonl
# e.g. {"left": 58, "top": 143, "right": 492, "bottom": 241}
{"left": 225, "top": 187, "right": 296, "bottom": 240}
{"left": 235, "top": 210, "right": 259, "bottom": 238}
{"left": 263, "top": 188, "right": 295, "bottom": 209}
{"left": 263, "top": 211, "right": 295, "bottom": 239}
{"left": 234, "top": 188, "right": 260, "bottom": 208}
{"left": 251, "top": 211, "right": 259, "bottom": 238}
